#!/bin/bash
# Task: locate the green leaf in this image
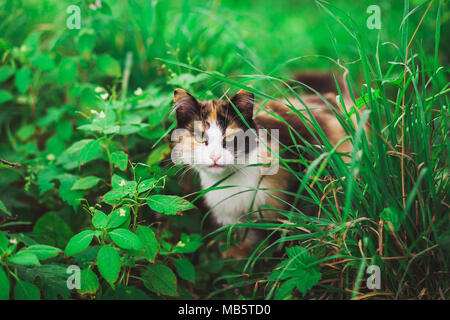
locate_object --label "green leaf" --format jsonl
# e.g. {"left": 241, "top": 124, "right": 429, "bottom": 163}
{"left": 110, "top": 151, "right": 128, "bottom": 171}
{"left": 0, "top": 66, "right": 14, "bottom": 82}
{"left": 294, "top": 269, "right": 322, "bottom": 296}
{"left": 79, "top": 139, "right": 103, "bottom": 165}
{"left": 101, "top": 284, "right": 149, "bottom": 300}
{"left": 269, "top": 246, "right": 321, "bottom": 297}
{"left": 14, "top": 281, "right": 40, "bottom": 300}
{"left": 136, "top": 226, "right": 159, "bottom": 262}
{"left": 37, "top": 165, "right": 63, "bottom": 194}
{"left": 142, "top": 262, "right": 178, "bottom": 296}
{"left": 71, "top": 176, "right": 101, "bottom": 190}
{"left": 57, "top": 174, "right": 83, "bottom": 210}
{"left": 102, "top": 189, "right": 126, "bottom": 205}
{"left": 0, "top": 231, "right": 8, "bottom": 252}
{"left": 58, "top": 58, "right": 77, "bottom": 84}
{"left": 17, "top": 264, "right": 70, "bottom": 300}
{"left": 65, "top": 139, "right": 94, "bottom": 154}
{"left": 171, "top": 233, "right": 202, "bottom": 254}
{"left": 32, "top": 212, "right": 74, "bottom": 249}
{"left": 19, "top": 245, "right": 62, "bottom": 260}
{"left": 137, "top": 178, "right": 157, "bottom": 193}
{"left": 64, "top": 230, "right": 95, "bottom": 257}
{"left": 109, "top": 228, "right": 143, "bottom": 250}
{"left": 173, "top": 258, "right": 195, "bottom": 283}
{"left": 274, "top": 278, "right": 297, "bottom": 300}
{"left": 96, "top": 245, "right": 120, "bottom": 288}
{"left": 0, "top": 268, "right": 9, "bottom": 300}
{"left": 0, "top": 90, "right": 13, "bottom": 104}
{"left": 8, "top": 252, "right": 40, "bottom": 266}
{"left": 79, "top": 268, "right": 99, "bottom": 295}
{"left": 30, "top": 53, "right": 56, "bottom": 71}
{"left": 106, "top": 207, "right": 130, "bottom": 229}
{"left": 15, "top": 67, "right": 31, "bottom": 93}
{"left": 380, "top": 207, "right": 402, "bottom": 232}
{"left": 92, "top": 210, "right": 108, "bottom": 229}
{"left": 97, "top": 54, "right": 121, "bottom": 77}
{"left": 0, "top": 200, "right": 12, "bottom": 217}
{"left": 146, "top": 195, "right": 195, "bottom": 216}
{"left": 78, "top": 31, "right": 96, "bottom": 56}
{"left": 147, "top": 144, "right": 171, "bottom": 166}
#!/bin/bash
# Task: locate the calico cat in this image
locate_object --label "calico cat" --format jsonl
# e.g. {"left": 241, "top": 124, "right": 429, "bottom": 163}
{"left": 171, "top": 77, "right": 356, "bottom": 240}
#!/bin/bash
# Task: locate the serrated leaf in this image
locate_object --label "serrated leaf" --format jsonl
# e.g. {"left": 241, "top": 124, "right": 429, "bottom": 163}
{"left": 173, "top": 258, "right": 195, "bottom": 283}
{"left": 71, "top": 176, "right": 101, "bottom": 190}
{"left": 14, "top": 280, "right": 40, "bottom": 300}
{"left": 57, "top": 174, "right": 83, "bottom": 210}
{"left": 275, "top": 278, "right": 297, "bottom": 300}
{"left": 269, "top": 246, "right": 321, "bottom": 297}
{"left": 136, "top": 226, "right": 159, "bottom": 262}
{"left": 64, "top": 230, "right": 95, "bottom": 257}
{"left": 142, "top": 262, "right": 178, "bottom": 297}
{"left": 146, "top": 195, "right": 195, "bottom": 216}
{"left": 109, "top": 228, "right": 143, "bottom": 250}
{"left": 96, "top": 245, "right": 120, "bottom": 288}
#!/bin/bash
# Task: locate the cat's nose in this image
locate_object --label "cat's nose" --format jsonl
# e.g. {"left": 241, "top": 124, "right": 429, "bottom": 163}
{"left": 209, "top": 154, "right": 221, "bottom": 163}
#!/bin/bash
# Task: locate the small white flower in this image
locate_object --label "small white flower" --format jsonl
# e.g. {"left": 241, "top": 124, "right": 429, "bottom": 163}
{"left": 46, "top": 154, "right": 55, "bottom": 161}
{"left": 119, "top": 179, "right": 126, "bottom": 186}
{"left": 98, "top": 111, "right": 106, "bottom": 118}
{"left": 100, "top": 93, "right": 109, "bottom": 100}
{"left": 90, "top": 109, "right": 98, "bottom": 115}
{"left": 134, "top": 88, "right": 143, "bottom": 96}
{"left": 89, "top": 3, "right": 97, "bottom": 10}
{"left": 119, "top": 208, "right": 126, "bottom": 216}
{"left": 96, "top": 0, "right": 102, "bottom": 8}
{"left": 9, "top": 238, "right": 17, "bottom": 245}
{"left": 176, "top": 241, "right": 185, "bottom": 248}
{"left": 94, "top": 86, "right": 104, "bottom": 93}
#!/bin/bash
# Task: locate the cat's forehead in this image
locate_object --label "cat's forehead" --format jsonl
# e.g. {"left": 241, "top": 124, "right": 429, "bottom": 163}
{"left": 197, "top": 99, "right": 235, "bottom": 129}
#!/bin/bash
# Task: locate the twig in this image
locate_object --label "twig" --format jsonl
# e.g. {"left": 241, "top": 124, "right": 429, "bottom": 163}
{"left": 0, "top": 159, "right": 22, "bottom": 168}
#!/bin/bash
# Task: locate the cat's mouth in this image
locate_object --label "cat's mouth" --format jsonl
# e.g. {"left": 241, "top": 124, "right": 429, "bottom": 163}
{"left": 209, "top": 164, "right": 224, "bottom": 169}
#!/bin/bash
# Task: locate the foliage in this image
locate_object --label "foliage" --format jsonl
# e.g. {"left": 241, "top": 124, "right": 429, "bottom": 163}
{"left": 0, "top": 0, "right": 448, "bottom": 300}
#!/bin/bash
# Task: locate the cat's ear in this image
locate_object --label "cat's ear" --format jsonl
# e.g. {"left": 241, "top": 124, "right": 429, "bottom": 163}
{"left": 174, "top": 88, "right": 200, "bottom": 127}
{"left": 230, "top": 89, "right": 254, "bottom": 120}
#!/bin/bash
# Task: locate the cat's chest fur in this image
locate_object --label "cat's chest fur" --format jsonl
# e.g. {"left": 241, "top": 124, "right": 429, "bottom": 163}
{"left": 199, "top": 166, "right": 267, "bottom": 225}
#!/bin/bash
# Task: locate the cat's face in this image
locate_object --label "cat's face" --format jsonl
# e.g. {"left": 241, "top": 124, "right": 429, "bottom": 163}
{"left": 171, "top": 88, "right": 259, "bottom": 176}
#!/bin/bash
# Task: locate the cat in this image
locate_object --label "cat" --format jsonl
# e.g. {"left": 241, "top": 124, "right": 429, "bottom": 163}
{"left": 170, "top": 75, "right": 357, "bottom": 242}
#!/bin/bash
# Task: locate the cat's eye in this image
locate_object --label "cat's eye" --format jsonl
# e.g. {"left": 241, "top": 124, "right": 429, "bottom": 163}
{"left": 194, "top": 134, "right": 207, "bottom": 144}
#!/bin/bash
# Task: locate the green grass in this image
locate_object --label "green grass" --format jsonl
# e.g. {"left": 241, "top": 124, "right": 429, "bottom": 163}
{"left": 0, "top": 0, "right": 448, "bottom": 300}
